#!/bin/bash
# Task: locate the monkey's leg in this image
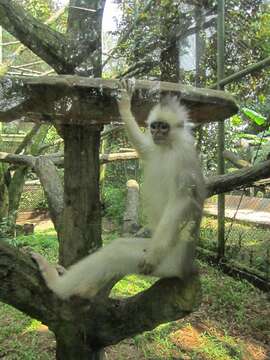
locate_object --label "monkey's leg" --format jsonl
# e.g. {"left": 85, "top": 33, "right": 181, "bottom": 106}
{"left": 32, "top": 237, "right": 149, "bottom": 299}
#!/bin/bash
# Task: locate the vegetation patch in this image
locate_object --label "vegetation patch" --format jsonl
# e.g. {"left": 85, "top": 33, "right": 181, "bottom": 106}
{"left": 1, "top": 225, "right": 268, "bottom": 359}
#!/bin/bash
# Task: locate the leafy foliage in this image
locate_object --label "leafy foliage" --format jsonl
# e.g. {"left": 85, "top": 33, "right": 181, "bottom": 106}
{"left": 242, "top": 107, "right": 266, "bottom": 125}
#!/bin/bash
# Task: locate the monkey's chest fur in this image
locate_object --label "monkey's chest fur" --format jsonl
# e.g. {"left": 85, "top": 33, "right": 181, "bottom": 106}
{"left": 142, "top": 147, "right": 183, "bottom": 229}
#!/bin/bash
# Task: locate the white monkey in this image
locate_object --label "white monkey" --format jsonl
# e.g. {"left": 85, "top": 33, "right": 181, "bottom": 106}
{"left": 32, "top": 80, "right": 206, "bottom": 299}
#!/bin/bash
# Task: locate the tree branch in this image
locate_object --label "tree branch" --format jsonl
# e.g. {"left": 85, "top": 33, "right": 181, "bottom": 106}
{"left": 102, "top": 0, "right": 155, "bottom": 69}
{"left": 0, "top": 0, "right": 73, "bottom": 73}
{"left": 223, "top": 150, "right": 251, "bottom": 169}
{"left": 35, "top": 157, "right": 63, "bottom": 233}
{"left": 210, "top": 56, "right": 270, "bottom": 89}
{"left": 14, "top": 124, "right": 41, "bottom": 155}
{"left": 0, "top": 241, "right": 56, "bottom": 323}
{"left": 0, "top": 152, "right": 35, "bottom": 167}
{"left": 0, "top": 151, "right": 139, "bottom": 167}
{"left": 0, "top": 239, "right": 201, "bottom": 346}
{"left": 100, "top": 152, "right": 138, "bottom": 164}
{"left": 0, "top": 152, "right": 63, "bottom": 231}
{"left": 176, "top": 16, "right": 216, "bottom": 41}
{"left": 95, "top": 275, "right": 201, "bottom": 346}
{"left": 206, "top": 159, "right": 270, "bottom": 197}
{"left": 2, "top": 151, "right": 270, "bottom": 199}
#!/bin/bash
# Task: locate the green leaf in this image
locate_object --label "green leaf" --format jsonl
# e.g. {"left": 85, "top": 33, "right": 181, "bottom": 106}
{"left": 242, "top": 107, "right": 266, "bottom": 126}
{"left": 231, "top": 114, "right": 243, "bottom": 126}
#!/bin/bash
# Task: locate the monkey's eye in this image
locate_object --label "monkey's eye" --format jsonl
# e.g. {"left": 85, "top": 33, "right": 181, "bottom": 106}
{"left": 160, "top": 123, "right": 169, "bottom": 130}
{"left": 150, "top": 121, "right": 170, "bottom": 131}
{"left": 150, "top": 122, "right": 159, "bottom": 130}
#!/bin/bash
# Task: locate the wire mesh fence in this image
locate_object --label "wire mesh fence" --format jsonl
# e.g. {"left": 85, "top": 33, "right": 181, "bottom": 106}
{"left": 19, "top": 181, "right": 47, "bottom": 212}
{"left": 202, "top": 190, "right": 270, "bottom": 285}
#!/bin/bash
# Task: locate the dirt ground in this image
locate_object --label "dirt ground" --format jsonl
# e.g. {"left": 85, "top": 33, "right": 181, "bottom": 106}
{"left": 17, "top": 211, "right": 54, "bottom": 231}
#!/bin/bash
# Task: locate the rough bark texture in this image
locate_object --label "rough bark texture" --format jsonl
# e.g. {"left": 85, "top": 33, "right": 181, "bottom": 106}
{"left": 60, "top": 125, "right": 102, "bottom": 267}
{"left": 0, "top": 76, "right": 239, "bottom": 125}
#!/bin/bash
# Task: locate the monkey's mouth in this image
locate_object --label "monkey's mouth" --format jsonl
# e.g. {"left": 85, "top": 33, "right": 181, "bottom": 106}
{"left": 153, "top": 137, "right": 167, "bottom": 145}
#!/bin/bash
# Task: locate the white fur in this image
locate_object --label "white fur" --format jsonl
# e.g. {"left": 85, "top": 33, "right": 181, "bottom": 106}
{"left": 34, "top": 91, "right": 205, "bottom": 299}
{"left": 147, "top": 97, "right": 190, "bottom": 128}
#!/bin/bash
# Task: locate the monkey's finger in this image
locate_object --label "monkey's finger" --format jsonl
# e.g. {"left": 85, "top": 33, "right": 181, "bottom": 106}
{"left": 31, "top": 252, "right": 47, "bottom": 271}
{"left": 139, "top": 260, "right": 154, "bottom": 275}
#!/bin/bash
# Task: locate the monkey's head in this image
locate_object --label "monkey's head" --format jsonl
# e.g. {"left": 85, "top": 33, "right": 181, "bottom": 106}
{"left": 147, "top": 96, "right": 190, "bottom": 146}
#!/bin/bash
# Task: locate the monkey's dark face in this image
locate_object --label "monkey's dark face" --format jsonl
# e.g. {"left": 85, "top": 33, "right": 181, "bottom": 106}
{"left": 150, "top": 121, "right": 170, "bottom": 145}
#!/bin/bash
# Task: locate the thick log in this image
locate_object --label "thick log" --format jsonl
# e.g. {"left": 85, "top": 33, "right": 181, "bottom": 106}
{"left": 0, "top": 239, "right": 201, "bottom": 347}
{"left": 0, "top": 76, "right": 238, "bottom": 125}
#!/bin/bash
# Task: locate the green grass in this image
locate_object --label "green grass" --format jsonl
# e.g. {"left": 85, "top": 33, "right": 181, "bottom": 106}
{"left": 0, "top": 226, "right": 269, "bottom": 359}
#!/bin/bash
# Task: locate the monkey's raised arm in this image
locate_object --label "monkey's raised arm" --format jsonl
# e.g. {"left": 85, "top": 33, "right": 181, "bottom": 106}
{"left": 117, "top": 81, "right": 149, "bottom": 156}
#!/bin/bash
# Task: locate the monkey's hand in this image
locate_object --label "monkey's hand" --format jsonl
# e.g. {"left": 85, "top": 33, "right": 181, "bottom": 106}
{"left": 31, "top": 252, "right": 61, "bottom": 287}
{"left": 139, "top": 246, "right": 165, "bottom": 275}
{"left": 117, "top": 79, "right": 136, "bottom": 113}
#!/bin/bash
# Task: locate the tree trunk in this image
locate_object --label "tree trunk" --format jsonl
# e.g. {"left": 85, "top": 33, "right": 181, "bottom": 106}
{"left": 55, "top": 332, "right": 104, "bottom": 360}
{"left": 160, "top": 41, "right": 179, "bottom": 82}
{"left": 59, "top": 125, "right": 102, "bottom": 267}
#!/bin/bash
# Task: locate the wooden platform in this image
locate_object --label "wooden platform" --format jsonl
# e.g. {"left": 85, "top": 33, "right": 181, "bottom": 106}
{"left": 0, "top": 76, "right": 238, "bottom": 126}
{"left": 204, "top": 195, "right": 270, "bottom": 227}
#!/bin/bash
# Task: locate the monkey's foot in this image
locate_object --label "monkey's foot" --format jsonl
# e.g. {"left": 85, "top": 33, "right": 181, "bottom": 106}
{"left": 31, "top": 252, "right": 60, "bottom": 285}
{"left": 31, "top": 252, "right": 49, "bottom": 272}
{"left": 139, "top": 260, "right": 155, "bottom": 275}
{"left": 55, "top": 264, "right": 66, "bottom": 276}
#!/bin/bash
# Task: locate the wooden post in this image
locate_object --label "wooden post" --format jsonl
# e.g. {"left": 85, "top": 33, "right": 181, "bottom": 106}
{"left": 59, "top": 125, "right": 102, "bottom": 267}
{"left": 122, "top": 179, "right": 140, "bottom": 234}
{"left": 217, "top": 0, "right": 226, "bottom": 260}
